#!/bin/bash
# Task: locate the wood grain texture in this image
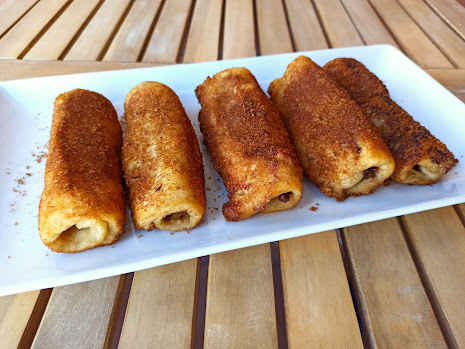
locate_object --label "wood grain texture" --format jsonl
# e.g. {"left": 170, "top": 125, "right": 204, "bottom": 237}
{"left": 103, "top": 0, "right": 163, "bottom": 62}
{"left": 280, "top": 231, "right": 363, "bottom": 348}
{"left": 426, "top": 0, "right": 465, "bottom": 42}
{"left": 397, "top": 0, "right": 465, "bottom": 68}
{"left": 283, "top": 0, "right": 327, "bottom": 51}
{"left": 344, "top": 220, "right": 446, "bottom": 348}
{"left": 425, "top": 68, "right": 465, "bottom": 93}
{"left": 340, "top": 0, "right": 399, "bottom": 48}
{"left": 204, "top": 244, "right": 278, "bottom": 349}
{"left": 142, "top": 0, "right": 194, "bottom": 63}
{"left": 0, "top": 0, "right": 37, "bottom": 37}
{"left": 24, "top": 0, "right": 100, "bottom": 60}
{"left": 0, "top": 291, "right": 41, "bottom": 349}
{"left": 183, "top": 0, "right": 222, "bottom": 63}
{"left": 31, "top": 277, "right": 121, "bottom": 349}
{"left": 401, "top": 207, "right": 465, "bottom": 348}
{"left": 0, "top": 59, "right": 159, "bottom": 82}
{"left": 313, "top": 0, "right": 363, "bottom": 48}
{"left": 368, "top": 0, "right": 453, "bottom": 68}
{"left": 118, "top": 260, "right": 199, "bottom": 349}
{"left": 222, "top": 0, "right": 256, "bottom": 59}
{"left": 0, "top": 0, "right": 68, "bottom": 58}
{"left": 65, "top": 0, "right": 132, "bottom": 61}
{"left": 255, "top": 0, "right": 293, "bottom": 55}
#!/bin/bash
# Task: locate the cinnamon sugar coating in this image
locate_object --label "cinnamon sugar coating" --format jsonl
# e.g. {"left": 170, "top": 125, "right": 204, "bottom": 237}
{"left": 269, "top": 56, "right": 395, "bottom": 201}
{"left": 196, "top": 68, "right": 303, "bottom": 221}
{"left": 123, "top": 82, "right": 206, "bottom": 231}
{"left": 39, "top": 89, "right": 126, "bottom": 252}
{"left": 324, "top": 58, "right": 457, "bottom": 184}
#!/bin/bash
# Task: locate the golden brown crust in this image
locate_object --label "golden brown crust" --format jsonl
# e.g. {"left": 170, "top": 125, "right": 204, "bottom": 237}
{"left": 196, "top": 67, "right": 303, "bottom": 221}
{"left": 123, "top": 82, "right": 206, "bottom": 231}
{"left": 324, "top": 58, "right": 457, "bottom": 184}
{"left": 268, "top": 56, "right": 395, "bottom": 201}
{"left": 39, "top": 89, "right": 126, "bottom": 253}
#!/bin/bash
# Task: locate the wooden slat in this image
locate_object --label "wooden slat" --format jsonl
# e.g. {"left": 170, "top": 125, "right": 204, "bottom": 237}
{"left": 64, "top": 0, "right": 132, "bottom": 61}
{"left": 204, "top": 245, "right": 278, "bottom": 349}
{"left": 0, "top": 0, "right": 37, "bottom": 37}
{"left": 222, "top": 0, "right": 255, "bottom": 59}
{"left": 103, "top": 0, "right": 163, "bottom": 62}
{"left": 283, "top": 0, "right": 327, "bottom": 51}
{"left": 397, "top": 0, "right": 465, "bottom": 68}
{"left": 255, "top": 0, "right": 293, "bottom": 55}
{"left": 340, "top": 0, "right": 399, "bottom": 48}
{"left": 0, "top": 59, "right": 159, "bottom": 82}
{"left": 343, "top": 220, "right": 446, "bottom": 347}
{"left": 0, "top": 0, "right": 68, "bottom": 58}
{"left": 31, "top": 276, "right": 122, "bottom": 349}
{"left": 312, "top": 0, "right": 363, "bottom": 48}
{"left": 24, "top": 0, "right": 100, "bottom": 60}
{"left": 280, "top": 231, "right": 363, "bottom": 348}
{"left": 118, "top": 260, "right": 199, "bottom": 349}
{"left": 0, "top": 291, "right": 41, "bottom": 348}
{"left": 183, "top": 0, "right": 222, "bottom": 63}
{"left": 426, "top": 0, "right": 465, "bottom": 42}
{"left": 425, "top": 68, "right": 465, "bottom": 93}
{"left": 368, "top": 0, "right": 453, "bottom": 68}
{"left": 142, "top": 0, "right": 194, "bottom": 63}
{"left": 401, "top": 207, "right": 465, "bottom": 347}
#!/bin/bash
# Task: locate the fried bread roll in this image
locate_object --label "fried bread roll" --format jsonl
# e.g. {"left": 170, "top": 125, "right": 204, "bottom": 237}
{"left": 324, "top": 58, "right": 457, "bottom": 184}
{"left": 268, "top": 56, "right": 395, "bottom": 201}
{"left": 39, "top": 89, "right": 126, "bottom": 253}
{"left": 195, "top": 68, "right": 303, "bottom": 222}
{"left": 123, "top": 82, "right": 205, "bottom": 231}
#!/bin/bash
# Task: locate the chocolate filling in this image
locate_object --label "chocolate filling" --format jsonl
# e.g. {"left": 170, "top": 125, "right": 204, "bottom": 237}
{"left": 363, "top": 167, "right": 378, "bottom": 180}
{"left": 278, "top": 192, "right": 291, "bottom": 202}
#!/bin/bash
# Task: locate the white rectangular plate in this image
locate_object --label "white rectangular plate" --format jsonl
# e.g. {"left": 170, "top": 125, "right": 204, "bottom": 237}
{"left": 1, "top": 45, "right": 464, "bottom": 296}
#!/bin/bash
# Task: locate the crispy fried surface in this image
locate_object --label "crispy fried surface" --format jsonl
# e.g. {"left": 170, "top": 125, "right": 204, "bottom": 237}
{"left": 324, "top": 58, "right": 457, "bottom": 184}
{"left": 123, "top": 82, "right": 206, "bottom": 231}
{"left": 39, "top": 89, "right": 126, "bottom": 253}
{"left": 268, "top": 56, "right": 394, "bottom": 201}
{"left": 196, "top": 68, "right": 303, "bottom": 221}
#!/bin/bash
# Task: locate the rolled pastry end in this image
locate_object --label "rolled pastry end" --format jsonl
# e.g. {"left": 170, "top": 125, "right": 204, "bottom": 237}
{"left": 327, "top": 142, "right": 395, "bottom": 201}
{"left": 135, "top": 204, "right": 205, "bottom": 232}
{"left": 40, "top": 218, "right": 123, "bottom": 253}
{"left": 264, "top": 188, "right": 302, "bottom": 213}
{"left": 396, "top": 157, "right": 450, "bottom": 185}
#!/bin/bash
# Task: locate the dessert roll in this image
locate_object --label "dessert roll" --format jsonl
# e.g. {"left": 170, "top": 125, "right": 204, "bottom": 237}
{"left": 324, "top": 58, "right": 457, "bottom": 184}
{"left": 268, "top": 56, "right": 395, "bottom": 201}
{"left": 195, "top": 67, "right": 303, "bottom": 222}
{"left": 123, "top": 82, "right": 205, "bottom": 231}
{"left": 39, "top": 89, "right": 126, "bottom": 253}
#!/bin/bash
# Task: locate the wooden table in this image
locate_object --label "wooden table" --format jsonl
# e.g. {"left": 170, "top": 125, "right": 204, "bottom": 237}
{"left": 1, "top": 0, "right": 465, "bottom": 348}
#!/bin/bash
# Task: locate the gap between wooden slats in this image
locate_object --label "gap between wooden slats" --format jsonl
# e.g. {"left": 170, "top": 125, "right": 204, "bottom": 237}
{"left": 312, "top": 0, "right": 363, "bottom": 48}
{"left": 141, "top": 0, "right": 195, "bottom": 63}
{"left": 0, "top": 0, "right": 39, "bottom": 38}
{"left": 396, "top": 0, "right": 465, "bottom": 68}
{"left": 0, "top": 289, "right": 51, "bottom": 349}
{"left": 425, "top": 0, "right": 465, "bottom": 43}
{"left": 24, "top": 0, "right": 101, "bottom": 60}
{"left": 103, "top": 0, "right": 164, "bottom": 62}
{"left": 366, "top": 0, "right": 453, "bottom": 68}
{"left": 0, "top": 0, "right": 71, "bottom": 59}
{"left": 63, "top": 0, "right": 134, "bottom": 61}
{"left": 31, "top": 276, "right": 127, "bottom": 349}
{"left": 342, "top": 220, "right": 447, "bottom": 348}
{"left": 399, "top": 207, "right": 465, "bottom": 348}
